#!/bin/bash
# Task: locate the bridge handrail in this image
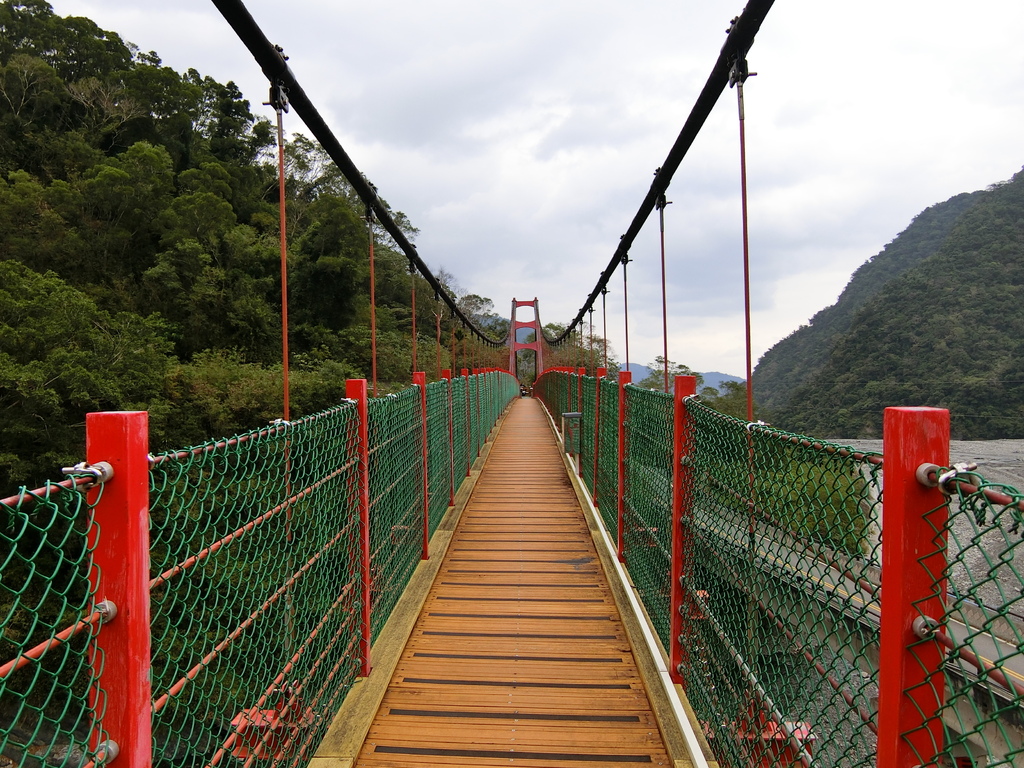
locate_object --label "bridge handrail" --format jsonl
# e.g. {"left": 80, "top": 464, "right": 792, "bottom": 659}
{"left": 0, "top": 370, "right": 519, "bottom": 768}
{"left": 533, "top": 367, "right": 1023, "bottom": 768}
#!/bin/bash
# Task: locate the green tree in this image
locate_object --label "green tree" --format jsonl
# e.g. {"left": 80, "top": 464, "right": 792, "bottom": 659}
{"left": 638, "top": 356, "right": 703, "bottom": 393}
{"left": 0, "top": 261, "right": 173, "bottom": 488}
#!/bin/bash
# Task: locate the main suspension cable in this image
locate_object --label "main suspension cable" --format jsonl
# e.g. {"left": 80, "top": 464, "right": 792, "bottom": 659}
{"left": 211, "top": 0, "right": 507, "bottom": 347}
{"left": 543, "top": 0, "right": 775, "bottom": 346}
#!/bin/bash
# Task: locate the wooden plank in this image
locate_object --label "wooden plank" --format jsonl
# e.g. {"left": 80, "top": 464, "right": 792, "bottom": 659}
{"left": 354, "top": 398, "right": 671, "bottom": 767}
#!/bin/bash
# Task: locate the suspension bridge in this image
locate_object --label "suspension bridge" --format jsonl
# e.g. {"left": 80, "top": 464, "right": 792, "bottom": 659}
{"left": 2, "top": 1, "right": 1023, "bottom": 767}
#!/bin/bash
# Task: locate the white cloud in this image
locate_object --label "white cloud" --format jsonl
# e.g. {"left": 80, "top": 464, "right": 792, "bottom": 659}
{"left": 50, "top": 0, "right": 1024, "bottom": 376}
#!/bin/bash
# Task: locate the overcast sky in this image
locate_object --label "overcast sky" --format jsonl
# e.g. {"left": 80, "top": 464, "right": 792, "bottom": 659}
{"left": 51, "top": 0, "right": 1024, "bottom": 377}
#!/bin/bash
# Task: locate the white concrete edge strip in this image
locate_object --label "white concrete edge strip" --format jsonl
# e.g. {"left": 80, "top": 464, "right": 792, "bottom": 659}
{"left": 537, "top": 398, "right": 711, "bottom": 768}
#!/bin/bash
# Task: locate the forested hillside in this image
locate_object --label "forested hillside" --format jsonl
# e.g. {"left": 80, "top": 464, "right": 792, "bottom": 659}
{"left": 756, "top": 169, "right": 1024, "bottom": 439}
{"left": 753, "top": 189, "right": 983, "bottom": 413}
{"left": 0, "top": 1, "right": 506, "bottom": 488}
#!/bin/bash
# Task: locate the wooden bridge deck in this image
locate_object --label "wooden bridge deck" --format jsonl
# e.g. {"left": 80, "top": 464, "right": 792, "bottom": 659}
{"left": 354, "top": 397, "right": 672, "bottom": 767}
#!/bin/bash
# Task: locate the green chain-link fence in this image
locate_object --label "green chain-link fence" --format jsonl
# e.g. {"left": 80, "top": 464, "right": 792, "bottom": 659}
{"left": 425, "top": 380, "right": 453, "bottom": 537}
{"left": 595, "top": 377, "right": 619, "bottom": 542}
{"left": 367, "top": 388, "right": 424, "bottom": 643}
{"left": 913, "top": 467, "right": 1024, "bottom": 768}
{"left": 683, "top": 400, "right": 883, "bottom": 768}
{"left": 622, "top": 384, "right": 674, "bottom": 649}
{"left": 2, "top": 372, "right": 518, "bottom": 768}
{"left": 1, "top": 480, "right": 108, "bottom": 767}
{"left": 533, "top": 368, "right": 1024, "bottom": 768}
{"left": 451, "top": 376, "right": 469, "bottom": 481}
{"left": 148, "top": 404, "right": 364, "bottom": 768}
{"left": 580, "top": 375, "right": 597, "bottom": 498}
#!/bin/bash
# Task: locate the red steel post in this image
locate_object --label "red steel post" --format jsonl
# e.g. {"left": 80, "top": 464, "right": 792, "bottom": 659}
{"left": 670, "top": 376, "right": 698, "bottom": 685}
{"left": 86, "top": 411, "right": 151, "bottom": 768}
{"left": 413, "top": 372, "right": 430, "bottom": 560}
{"left": 346, "top": 379, "right": 372, "bottom": 676}
{"left": 878, "top": 407, "right": 949, "bottom": 768}
{"left": 616, "top": 370, "right": 632, "bottom": 562}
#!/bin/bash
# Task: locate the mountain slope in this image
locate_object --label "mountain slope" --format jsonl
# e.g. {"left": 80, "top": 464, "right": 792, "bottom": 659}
{"left": 753, "top": 189, "right": 984, "bottom": 412}
{"left": 774, "top": 169, "right": 1024, "bottom": 439}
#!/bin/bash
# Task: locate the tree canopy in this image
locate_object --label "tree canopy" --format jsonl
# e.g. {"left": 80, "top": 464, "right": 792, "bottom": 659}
{"left": 0, "top": 1, "right": 510, "bottom": 487}
{"left": 755, "top": 169, "right": 1024, "bottom": 439}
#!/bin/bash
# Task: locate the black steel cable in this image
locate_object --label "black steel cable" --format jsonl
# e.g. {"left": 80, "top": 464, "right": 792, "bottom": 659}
{"left": 546, "top": 0, "right": 775, "bottom": 345}
{"left": 210, "top": 0, "right": 507, "bottom": 347}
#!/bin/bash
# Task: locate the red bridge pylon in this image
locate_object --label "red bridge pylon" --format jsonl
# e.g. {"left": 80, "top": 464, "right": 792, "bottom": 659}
{"left": 508, "top": 298, "right": 544, "bottom": 379}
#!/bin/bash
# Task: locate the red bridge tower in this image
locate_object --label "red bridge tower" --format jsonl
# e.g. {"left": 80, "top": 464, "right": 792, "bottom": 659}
{"left": 508, "top": 298, "right": 544, "bottom": 379}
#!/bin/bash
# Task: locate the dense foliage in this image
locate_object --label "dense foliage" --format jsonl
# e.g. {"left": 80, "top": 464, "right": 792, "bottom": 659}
{"left": 753, "top": 189, "right": 983, "bottom": 414}
{"left": 0, "top": 1, "right": 507, "bottom": 488}
{"left": 755, "top": 169, "right": 1024, "bottom": 438}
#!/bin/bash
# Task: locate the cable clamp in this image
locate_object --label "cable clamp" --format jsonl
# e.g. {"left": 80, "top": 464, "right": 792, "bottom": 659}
{"left": 912, "top": 614, "right": 941, "bottom": 639}
{"left": 918, "top": 462, "right": 978, "bottom": 492}
{"left": 62, "top": 461, "right": 114, "bottom": 486}
{"left": 95, "top": 599, "right": 118, "bottom": 624}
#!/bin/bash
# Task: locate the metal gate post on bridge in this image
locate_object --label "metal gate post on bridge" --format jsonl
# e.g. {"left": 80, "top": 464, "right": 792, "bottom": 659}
{"left": 86, "top": 411, "right": 152, "bottom": 768}
{"left": 616, "top": 370, "right": 632, "bottom": 562}
{"left": 669, "top": 376, "right": 698, "bottom": 685}
{"left": 345, "top": 379, "right": 373, "bottom": 677}
{"left": 878, "top": 407, "right": 950, "bottom": 768}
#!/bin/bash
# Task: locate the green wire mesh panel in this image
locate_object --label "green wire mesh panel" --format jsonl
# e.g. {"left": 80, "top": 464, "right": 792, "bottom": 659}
{"left": 912, "top": 471, "right": 1024, "bottom": 767}
{"left": 451, "top": 377, "right": 469, "bottom": 481}
{"left": 680, "top": 398, "right": 883, "bottom": 768}
{"left": 567, "top": 373, "right": 579, "bottom": 417}
{"left": 0, "top": 482, "right": 107, "bottom": 767}
{"left": 621, "top": 385, "right": 674, "bottom": 649}
{"left": 148, "top": 404, "right": 363, "bottom": 768}
{"left": 425, "top": 380, "right": 453, "bottom": 537}
{"left": 367, "top": 388, "right": 424, "bottom": 642}
{"left": 468, "top": 375, "right": 481, "bottom": 462}
{"left": 580, "top": 376, "right": 597, "bottom": 497}
{"left": 595, "top": 378, "right": 619, "bottom": 542}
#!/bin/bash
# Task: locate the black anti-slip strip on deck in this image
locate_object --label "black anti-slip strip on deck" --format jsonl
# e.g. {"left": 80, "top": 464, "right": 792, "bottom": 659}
{"left": 440, "top": 582, "right": 595, "bottom": 587}
{"left": 388, "top": 708, "right": 641, "bottom": 722}
{"left": 427, "top": 612, "right": 612, "bottom": 620}
{"left": 434, "top": 596, "right": 605, "bottom": 602}
{"left": 445, "top": 570, "right": 599, "bottom": 574}
{"left": 412, "top": 652, "right": 620, "bottom": 663}
{"left": 420, "top": 631, "right": 618, "bottom": 639}
{"left": 401, "top": 677, "right": 633, "bottom": 690}
{"left": 374, "top": 745, "right": 652, "bottom": 762}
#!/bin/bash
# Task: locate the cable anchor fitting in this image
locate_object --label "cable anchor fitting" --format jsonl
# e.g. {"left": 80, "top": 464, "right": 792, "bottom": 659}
{"left": 729, "top": 54, "right": 756, "bottom": 88}
{"left": 264, "top": 47, "right": 290, "bottom": 112}
{"left": 62, "top": 461, "right": 114, "bottom": 486}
